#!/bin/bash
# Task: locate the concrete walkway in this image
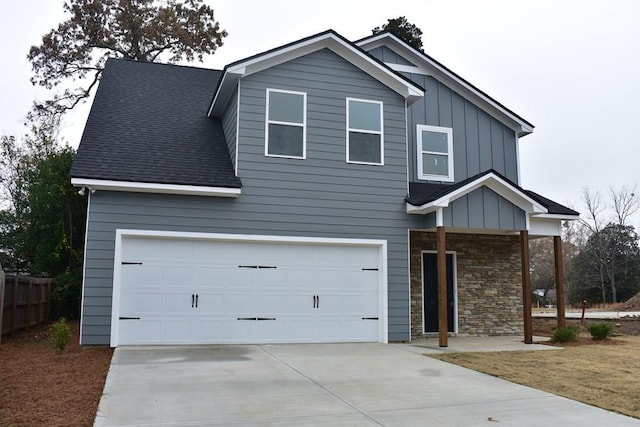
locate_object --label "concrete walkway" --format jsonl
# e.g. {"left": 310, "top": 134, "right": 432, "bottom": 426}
{"left": 95, "top": 342, "right": 640, "bottom": 427}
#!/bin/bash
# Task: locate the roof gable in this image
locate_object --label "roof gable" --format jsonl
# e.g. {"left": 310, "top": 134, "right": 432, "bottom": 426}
{"left": 356, "top": 31, "right": 534, "bottom": 137}
{"left": 406, "top": 170, "right": 578, "bottom": 217}
{"left": 208, "top": 30, "right": 424, "bottom": 117}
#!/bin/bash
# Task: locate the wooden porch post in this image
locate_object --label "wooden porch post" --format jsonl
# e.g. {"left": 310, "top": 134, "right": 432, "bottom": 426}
{"left": 554, "top": 236, "right": 566, "bottom": 329}
{"left": 520, "top": 230, "right": 533, "bottom": 344}
{"left": 437, "top": 226, "right": 448, "bottom": 347}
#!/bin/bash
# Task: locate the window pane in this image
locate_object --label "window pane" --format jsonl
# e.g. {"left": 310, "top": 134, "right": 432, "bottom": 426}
{"left": 268, "top": 124, "right": 303, "bottom": 157}
{"left": 269, "top": 92, "right": 304, "bottom": 123}
{"left": 349, "top": 132, "right": 381, "bottom": 163}
{"left": 422, "top": 130, "right": 448, "bottom": 153}
{"left": 348, "top": 100, "right": 381, "bottom": 131}
{"left": 423, "top": 153, "right": 448, "bottom": 176}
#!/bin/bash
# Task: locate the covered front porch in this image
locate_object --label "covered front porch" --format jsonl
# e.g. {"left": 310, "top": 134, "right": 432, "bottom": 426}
{"left": 406, "top": 170, "right": 579, "bottom": 346}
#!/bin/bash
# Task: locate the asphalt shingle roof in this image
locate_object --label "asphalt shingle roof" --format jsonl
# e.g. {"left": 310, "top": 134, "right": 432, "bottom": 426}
{"left": 70, "top": 58, "right": 241, "bottom": 188}
{"left": 406, "top": 169, "right": 579, "bottom": 216}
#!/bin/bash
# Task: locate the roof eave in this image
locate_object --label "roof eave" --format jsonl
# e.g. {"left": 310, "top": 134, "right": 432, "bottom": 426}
{"left": 71, "top": 178, "right": 241, "bottom": 198}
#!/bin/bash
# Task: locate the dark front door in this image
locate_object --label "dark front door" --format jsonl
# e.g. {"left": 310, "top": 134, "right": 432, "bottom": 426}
{"left": 423, "top": 253, "right": 455, "bottom": 333}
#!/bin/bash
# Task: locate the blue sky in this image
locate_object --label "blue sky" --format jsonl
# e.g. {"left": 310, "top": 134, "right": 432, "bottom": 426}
{"left": 1, "top": 0, "right": 639, "bottom": 227}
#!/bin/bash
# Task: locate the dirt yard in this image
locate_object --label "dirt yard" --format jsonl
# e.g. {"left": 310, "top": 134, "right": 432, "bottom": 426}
{"left": 0, "top": 321, "right": 113, "bottom": 426}
{"left": 434, "top": 318, "right": 640, "bottom": 419}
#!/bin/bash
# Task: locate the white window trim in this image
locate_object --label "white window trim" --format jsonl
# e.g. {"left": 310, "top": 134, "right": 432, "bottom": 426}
{"left": 265, "top": 88, "right": 307, "bottom": 159}
{"left": 346, "top": 97, "right": 384, "bottom": 165}
{"left": 417, "top": 124, "right": 454, "bottom": 182}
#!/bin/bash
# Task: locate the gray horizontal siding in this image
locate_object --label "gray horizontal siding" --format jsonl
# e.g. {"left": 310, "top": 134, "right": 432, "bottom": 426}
{"left": 82, "top": 191, "right": 422, "bottom": 344}
{"left": 81, "top": 48, "right": 423, "bottom": 345}
{"left": 236, "top": 49, "right": 413, "bottom": 341}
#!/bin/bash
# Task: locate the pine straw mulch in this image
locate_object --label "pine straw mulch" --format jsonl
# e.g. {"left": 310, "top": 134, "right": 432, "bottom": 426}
{"left": 0, "top": 320, "right": 113, "bottom": 427}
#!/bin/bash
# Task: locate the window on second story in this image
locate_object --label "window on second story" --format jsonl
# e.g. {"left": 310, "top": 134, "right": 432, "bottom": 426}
{"left": 265, "top": 89, "right": 306, "bottom": 158}
{"left": 346, "top": 98, "right": 383, "bottom": 165}
{"left": 417, "top": 125, "right": 454, "bottom": 182}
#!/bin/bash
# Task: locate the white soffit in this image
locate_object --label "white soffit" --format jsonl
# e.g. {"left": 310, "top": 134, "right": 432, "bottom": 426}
{"left": 71, "top": 178, "right": 241, "bottom": 198}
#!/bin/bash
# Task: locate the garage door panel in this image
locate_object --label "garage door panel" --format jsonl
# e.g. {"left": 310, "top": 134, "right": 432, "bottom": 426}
{"left": 116, "top": 236, "right": 383, "bottom": 345}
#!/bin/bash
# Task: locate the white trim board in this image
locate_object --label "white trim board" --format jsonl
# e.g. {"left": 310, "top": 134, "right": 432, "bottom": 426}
{"left": 78, "top": 191, "right": 91, "bottom": 345}
{"left": 71, "top": 178, "right": 241, "bottom": 198}
{"left": 109, "top": 229, "right": 389, "bottom": 346}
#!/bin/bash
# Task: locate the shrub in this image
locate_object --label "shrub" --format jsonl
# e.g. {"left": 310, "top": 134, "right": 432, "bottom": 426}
{"left": 51, "top": 271, "right": 82, "bottom": 319}
{"left": 588, "top": 322, "right": 614, "bottom": 340}
{"left": 550, "top": 326, "right": 579, "bottom": 343}
{"left": 50, "top": 318, "right": 72, "bottom": 355}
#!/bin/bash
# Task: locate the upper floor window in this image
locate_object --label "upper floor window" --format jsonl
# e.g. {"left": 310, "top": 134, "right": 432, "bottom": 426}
{"left": 265, "top": 89, "right": 306, "bottom": 158}
{"left": 346, "top": 98, "right": 383, "bottom": 165}
{"left": 417, "top": 125, "right": 454, "bottom": 182}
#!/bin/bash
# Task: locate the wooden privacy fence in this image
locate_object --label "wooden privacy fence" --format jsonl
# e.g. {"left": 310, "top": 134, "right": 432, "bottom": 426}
{"left": 0, "top": 274, "right": 53, "bottom": 342}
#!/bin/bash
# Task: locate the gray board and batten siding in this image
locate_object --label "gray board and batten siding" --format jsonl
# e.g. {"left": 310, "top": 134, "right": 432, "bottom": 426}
{"left": 80, "top": 48, "right": 425, "bottom": 345}
{"left": 421, "top": 187, "right": 527, "bottom": 231}
{"left": 366, "top": 46, "right": 520, "bottom": 184}
{"left": 367, "top": 46, "right": 416, "bottom": 67}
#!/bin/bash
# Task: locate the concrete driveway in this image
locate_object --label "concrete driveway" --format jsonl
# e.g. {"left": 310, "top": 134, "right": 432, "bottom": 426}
{"left": 95, "top": 343, "right": 639, "bottom": 426}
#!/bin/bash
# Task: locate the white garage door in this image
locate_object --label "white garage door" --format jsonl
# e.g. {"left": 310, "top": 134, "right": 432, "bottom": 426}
{"left": 113, "top": 234, "right": 384, "bottom": 345}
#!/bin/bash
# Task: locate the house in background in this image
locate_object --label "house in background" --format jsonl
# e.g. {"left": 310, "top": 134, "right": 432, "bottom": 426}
{"left": 71, "top": 30, "right": 578, "bottom": 347}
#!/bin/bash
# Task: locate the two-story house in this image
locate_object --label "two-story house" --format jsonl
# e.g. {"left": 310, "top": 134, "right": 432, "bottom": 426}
{"left": 71, "top": 30, "right": 577, "bottom": 347}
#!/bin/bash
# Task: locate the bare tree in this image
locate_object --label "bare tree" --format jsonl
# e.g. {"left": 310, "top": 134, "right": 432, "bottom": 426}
{"left": 570, "top": 185, "right": 640, "bottom": 304}
{"left": 611, "top": 185, "right": 639, "bottom": 226}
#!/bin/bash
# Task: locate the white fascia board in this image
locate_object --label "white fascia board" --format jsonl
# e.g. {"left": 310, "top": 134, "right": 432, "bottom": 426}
{"left": 531, "top": 213, "right": 579, "bottom": 220}
{"left": 116, "top": 228, "right": 388, "bottom": 247}
{"left": 357, "top": 33, "right": 534, "bottom": 137}
{"left": 529, "top": 217, "right": 563, "bottom": 237}
{"left": 386, "top": 63, "right": 431, "bottom": 76}
{"left": 210, "top": 32, "right": 424, "bottom": 115}
{"left": 71, "top": 178, "right": 241, "bottom": 198}
{"left": 406, "top": 172, "right": 547, "bottom": 215}
{"left": 208, "top": 71, "right": 243, "bottom": 117}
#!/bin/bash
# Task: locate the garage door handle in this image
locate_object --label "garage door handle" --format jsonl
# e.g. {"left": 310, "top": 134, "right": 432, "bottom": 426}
{"left": 119, "top": 316, "right": 140, "bottom": 320}
{"left": 257, "top": 317, "right": 276, "bottom": 321}
{"left": 362, "top": 317, "right": 378, "bottom": 320}
{"left": 192, "top": 294, "right": 194, "bottom": 308}
{"left": 195, "top": 294, "right": 199, "bottom": 308}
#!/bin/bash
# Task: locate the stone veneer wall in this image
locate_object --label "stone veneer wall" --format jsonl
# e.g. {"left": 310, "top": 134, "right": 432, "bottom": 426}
{"left": 410, "top": 231, "right": 523, "bottom": 338}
